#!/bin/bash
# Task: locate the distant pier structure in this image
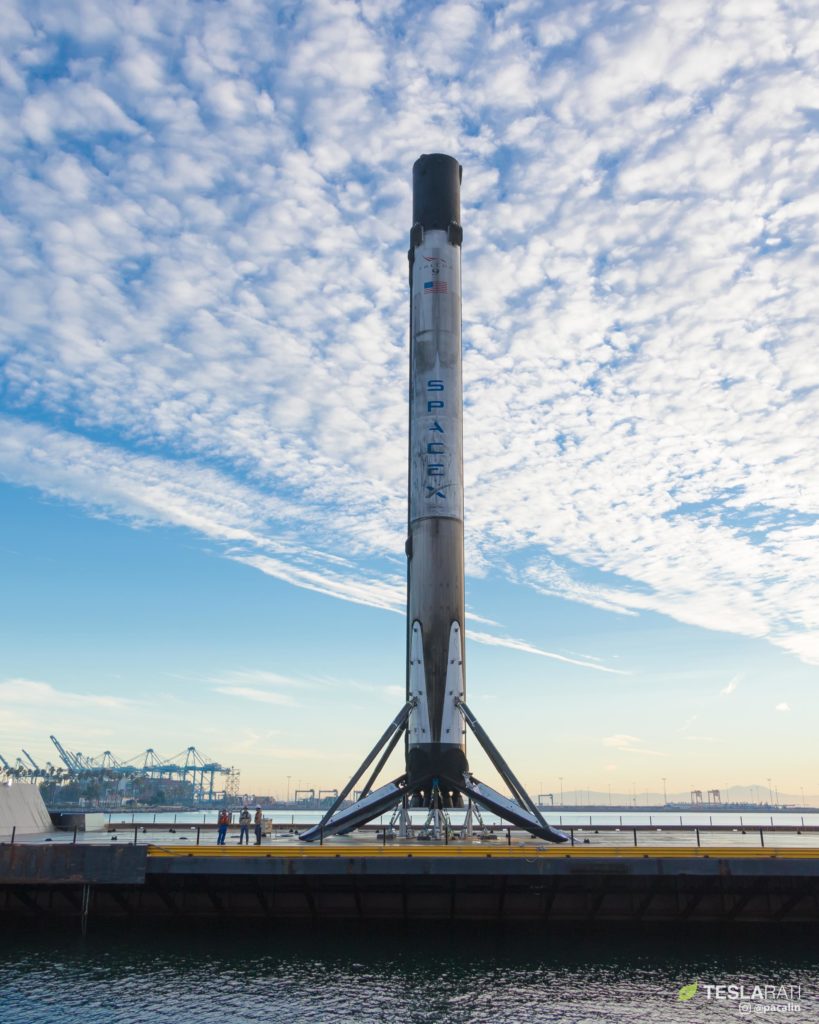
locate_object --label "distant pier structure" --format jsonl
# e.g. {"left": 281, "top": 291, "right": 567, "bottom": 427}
{"left": 0, "top": 738, "right": 239, "bottom": 807}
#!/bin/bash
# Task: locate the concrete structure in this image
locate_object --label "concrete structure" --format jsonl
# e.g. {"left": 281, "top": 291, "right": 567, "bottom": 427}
{"left": 0, "top": 783, "right": 52, "bottom": 837}
{"left": 51, "top": 812, "right": 107, "bottom": 832}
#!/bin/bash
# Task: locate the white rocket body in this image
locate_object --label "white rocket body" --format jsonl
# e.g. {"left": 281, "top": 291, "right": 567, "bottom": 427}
{"left": 406, "top": 157, "right": 468, "bottom": 804}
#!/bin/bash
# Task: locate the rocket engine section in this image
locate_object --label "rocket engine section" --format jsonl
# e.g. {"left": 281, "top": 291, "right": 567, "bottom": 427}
{"left": 406, "top": 154, "right": 468, "bottom": 806}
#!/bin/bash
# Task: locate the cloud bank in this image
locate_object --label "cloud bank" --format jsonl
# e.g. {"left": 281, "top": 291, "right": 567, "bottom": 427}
{"left": 1, "top": 0, "right": 818, "bottom": 663}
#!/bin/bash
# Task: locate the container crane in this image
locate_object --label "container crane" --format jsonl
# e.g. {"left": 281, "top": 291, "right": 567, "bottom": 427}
{"left": 50, "top": 735, "right": 83, "bottom": 772}
{"left": 22, "top": 749, "right": 40, "bottom": 771}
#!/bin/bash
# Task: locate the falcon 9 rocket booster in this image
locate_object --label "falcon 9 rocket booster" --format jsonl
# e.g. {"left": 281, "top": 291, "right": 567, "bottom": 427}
{"left": 405, "top": 154, "right": 468, "bottom": 806}
{"left": 300, "top": 157, "right": 566, "bottom": 844}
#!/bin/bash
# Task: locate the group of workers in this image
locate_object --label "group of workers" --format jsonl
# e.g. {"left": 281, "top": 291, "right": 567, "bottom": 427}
{"left": 216, "top": 805, "right": 264, "bottom": 845}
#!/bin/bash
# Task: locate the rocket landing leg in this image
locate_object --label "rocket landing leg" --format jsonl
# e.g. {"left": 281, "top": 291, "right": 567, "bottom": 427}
{"left": 300, "top": 701, "right": 567, "bottom": 844}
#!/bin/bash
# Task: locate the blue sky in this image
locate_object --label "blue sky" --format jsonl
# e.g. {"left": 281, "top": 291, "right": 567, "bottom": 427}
{"left": 1, "top": 0, "right": 817, "bottom": 802}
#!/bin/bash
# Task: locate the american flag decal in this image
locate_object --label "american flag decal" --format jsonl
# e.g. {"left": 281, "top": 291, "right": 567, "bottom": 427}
{"left": 423, "top": 281, "right": 448, "bottom": 294}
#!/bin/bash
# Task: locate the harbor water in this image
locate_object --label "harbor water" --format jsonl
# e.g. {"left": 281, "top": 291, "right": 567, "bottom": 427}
{"left": 105, "top": 809, "right": 819, "bottom": 827}
{"left": 1, "top": 921, "right": 816, "bottom": 1023}
{"left": 89, "top": 809, "right": 819, "bottom": 851}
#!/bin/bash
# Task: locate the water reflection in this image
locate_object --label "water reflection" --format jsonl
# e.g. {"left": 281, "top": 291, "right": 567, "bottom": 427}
{"left": 1, "top": 923, "right": 815, "bottom": 1024}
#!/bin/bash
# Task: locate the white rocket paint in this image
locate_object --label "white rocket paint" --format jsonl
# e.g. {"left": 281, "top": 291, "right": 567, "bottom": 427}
{"left": 439, "top": 621, "right": 466, "bottom": 745}
{"left": 408, "top": 621, "right": 431, "bottom": 744}
{"left": 409, "top": 228, "right": 463, "bottom": 525}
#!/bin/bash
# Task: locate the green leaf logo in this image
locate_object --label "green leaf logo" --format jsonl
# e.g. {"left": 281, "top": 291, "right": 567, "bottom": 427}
{"left": 678, "top": 982, "right": 698, "bottom": 1002}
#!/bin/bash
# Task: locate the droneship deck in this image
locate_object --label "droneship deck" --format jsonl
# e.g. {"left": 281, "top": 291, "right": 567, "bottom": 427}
{"left": 2, "top": 840, "right": 818, "bottom": 924}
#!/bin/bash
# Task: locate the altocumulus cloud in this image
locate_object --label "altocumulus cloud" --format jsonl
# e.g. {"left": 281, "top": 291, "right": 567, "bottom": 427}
{"left": 1, "top": 1, "right": 818, "bottom": 664}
